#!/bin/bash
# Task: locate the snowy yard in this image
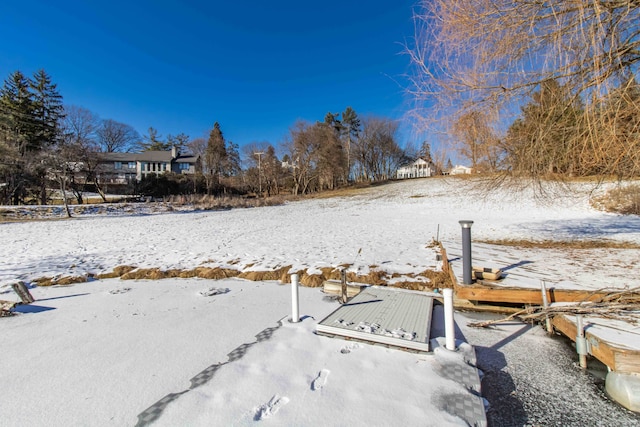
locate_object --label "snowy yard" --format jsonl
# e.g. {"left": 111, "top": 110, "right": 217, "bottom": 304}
{"left": 2, "top": 177, "right": 640, "bottom": 425}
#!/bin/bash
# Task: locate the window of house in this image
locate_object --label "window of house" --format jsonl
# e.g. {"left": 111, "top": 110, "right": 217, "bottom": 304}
{"left": 179, "top": 163, "right": 190, "bottom": 170}
{"left": 114, "top": 161, "right": 122, "bottom": 169}
{"left": 128, "top": 162, "right": 136, "bottom": 169}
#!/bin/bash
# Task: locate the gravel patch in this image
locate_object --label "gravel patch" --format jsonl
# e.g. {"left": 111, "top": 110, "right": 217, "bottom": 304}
{"left": 456, "top": 312, "right": 640, "bottom": 426}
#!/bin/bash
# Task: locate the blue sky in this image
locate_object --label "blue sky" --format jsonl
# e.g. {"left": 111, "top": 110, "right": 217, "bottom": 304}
{"left": 1, "top": 1, "right": 419, "bottom": 150}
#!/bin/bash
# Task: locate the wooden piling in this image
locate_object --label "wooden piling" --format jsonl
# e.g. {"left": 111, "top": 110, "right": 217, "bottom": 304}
{"left": 12, "top": 282, "right": 34, "bottom": 304}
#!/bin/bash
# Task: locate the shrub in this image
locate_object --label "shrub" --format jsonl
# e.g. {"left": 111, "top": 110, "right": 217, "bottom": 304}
{"left": 593, "top": 184, "right": 640, "bottom": 215}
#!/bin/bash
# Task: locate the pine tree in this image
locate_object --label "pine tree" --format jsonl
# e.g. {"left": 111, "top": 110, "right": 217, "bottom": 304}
{"left": 341, "top": 107, "right": 360, "bottom": 182}
{"left": 419, "top": 141, "right": 433, "bottom": 164}
{"left": 166, "top": 132, "right": 190, "bottom": 153}
{"left": 0, "top": 71, "right": 37, "bottom": 156}
{"left": 139, "top": 127, "right": 170, "bottom": 151}
{"left": 204, "top": 122, "right": 227, "bottom": 194}
{"left": 30, "top": 69, "right": 64, "bottom": 151}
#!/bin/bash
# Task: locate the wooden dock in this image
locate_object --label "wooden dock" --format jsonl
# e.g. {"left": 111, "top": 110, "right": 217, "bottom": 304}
{"left": 552, "top": 313, "right": 640, "bottom": 374}
{"left": 444, "top": 241, "right": 611, "bottom": 305}
{"left": 443, "top": 240, "right": 640, "bottom": 383}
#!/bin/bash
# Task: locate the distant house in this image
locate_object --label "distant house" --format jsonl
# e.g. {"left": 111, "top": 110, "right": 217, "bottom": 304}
{"left": 448, "top": 165, "right": 473, "bottom": 175}
{"left": 396, "top": 158, "right": 435, "bottom": 179}
{"left": 98, "top": 147, "right": 200, "bottom": 184}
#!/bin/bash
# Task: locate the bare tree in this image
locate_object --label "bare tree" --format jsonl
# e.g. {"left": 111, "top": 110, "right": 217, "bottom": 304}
{"left": 315, "top": 122, "right": 346, "bottom": 190}
{"left": 284, "top": 121, "right": 320, "bottom": 195}
{"left": 408, "top": 0, "right": 640, "bottom": 179}
{"left": 62, "top": 105, "right": 99, "bottom": 146}
{"left": 354, "top": 116, "right": 403, "bottom": 181}
{"left": 451, "top": 109, "right": 503, "bottom": 172}
{"left": 96, "top": 119, "right": 139, "bottom": 152}
{"left": 59, "top": 106, "right": 103, "bottom": 203}
{"left": 263, "top": 145, "right": 284, "bottom": 196}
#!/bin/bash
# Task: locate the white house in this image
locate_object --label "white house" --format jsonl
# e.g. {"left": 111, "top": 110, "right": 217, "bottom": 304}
{"left": 396, "top": 158, "right": 435, "bottom": 179}
{"left": 449, "top": 165, "right": 473, "bottom": 175}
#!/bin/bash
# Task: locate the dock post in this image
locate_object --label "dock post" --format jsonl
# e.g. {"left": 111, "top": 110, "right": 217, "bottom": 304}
{"left": 540, "top": 281, "right": 553, "bottom": 334}
{"left": 12, "top": 281, "right": 34, "bottom": 304}
{"left": 459, "top": 220, "right": 474, "bottom": 285}
{"left": 291, "top": 274, "right": 300, "bottom": 323}
{"left": 340, "top": 268, "right": 348, "bottom": 304}
{"left": 443, "top": 288, "right": 456, "bottom": 351}
{"left": 576, "top": 314, "right": 588, "bottom": 369}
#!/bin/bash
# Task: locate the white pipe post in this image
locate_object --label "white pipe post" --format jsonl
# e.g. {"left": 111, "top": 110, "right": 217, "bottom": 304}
{"left": 291, "top": 274, "right": 300, "bottom": 323}
{"left": 576, "top": 314, "right": 587, "bottom": 369}
{"left": 443, "top": 288, "right": 456, "bottom": 351}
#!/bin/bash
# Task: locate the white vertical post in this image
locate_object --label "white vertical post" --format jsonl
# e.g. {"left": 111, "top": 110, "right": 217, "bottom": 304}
{"left": 291, "top": 274, "right": 300, "bottom": 323}
{"left": 576, "top": 314, "right": 587, "bottom": 369}
{"left": 443, "top": 288, "right": 456, "bottom": 351}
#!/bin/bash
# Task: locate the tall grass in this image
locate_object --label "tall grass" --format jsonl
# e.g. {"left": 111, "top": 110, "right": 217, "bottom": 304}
{"left": 592, "top": 184, "right": 640, "bottom": 216}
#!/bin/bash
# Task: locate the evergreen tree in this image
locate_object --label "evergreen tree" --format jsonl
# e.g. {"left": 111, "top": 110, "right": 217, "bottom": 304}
{"left": 30, "top": 69, "right": 64, "bottom": 150}
{"left": 341, "top": 107, "right": 360, "bottom": 140}
{"left": 324, "top": 112, "right": 342, "bottom": 133}
{"left": 0, "top": 71, "right": 37, "bottom": 156}
{"left": 341, "top": 107, "right": 360, "bottom": 182}
{"left": 0, "top": 69, "right": 65, "bottom": 204}
{"left": 166, "top": 132, "right": 190, "bottom": 152}
{"left": 204, "top": 122, "right": 227, "bottom": 194}
{"left": 505, "top": 80, "right": 583, "bottom": 176}
{"left": 224, "top": 140, "right": 241, "bottom": 177}
{"left": 419, "top": 141, "right": 433, "bottom": 163}
{"left": 139, "top": 127, "right": 170, "bottom": 151}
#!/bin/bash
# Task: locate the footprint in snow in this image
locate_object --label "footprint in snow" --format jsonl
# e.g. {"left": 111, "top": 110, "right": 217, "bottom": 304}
{"left": 340, "top": 343, "right": 360, "bottom": 354}
{"left": 311, "top": 369, "right": 330, "bottom": 391}
{"left": 199, "top": 287, "right": 230, "bottom": 297}
{"left": 109, "top": 287, "right": 131, "bottom": 295}
{"left": 254, "top": 394, "right": 289, "bottom": 420}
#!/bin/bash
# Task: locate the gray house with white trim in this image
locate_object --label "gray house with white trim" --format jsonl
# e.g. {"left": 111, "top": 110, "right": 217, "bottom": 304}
{"left": 98, "top": 147, "right": 200, "bottom": 184}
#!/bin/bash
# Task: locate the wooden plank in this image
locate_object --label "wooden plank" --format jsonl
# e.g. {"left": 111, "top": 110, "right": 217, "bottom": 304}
{"left": 454, "top": 285, "right": 610, "bottom": 305}
{"left": 323, "top": 281, "right": 365, "bottom": 298}
{"left": 552, "top": 314, "right": 640, "bottom": 374}
{"left": 451, "top": 297, "right": 523, "bottom": 315}
{"left": 12, "top": 281, "right": 34, "bottom": 304}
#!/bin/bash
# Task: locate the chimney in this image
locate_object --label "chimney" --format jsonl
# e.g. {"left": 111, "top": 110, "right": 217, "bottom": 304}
{"left": 171, "top": 145, "right": 178, "bottom": 159}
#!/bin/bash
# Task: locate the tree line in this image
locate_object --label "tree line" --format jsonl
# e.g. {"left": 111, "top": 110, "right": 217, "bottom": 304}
{"left": 409, "top": 0, "right": 640, "bottom": 181}
{"left": 1, "top": 69, "right": 419, "bottom": 205}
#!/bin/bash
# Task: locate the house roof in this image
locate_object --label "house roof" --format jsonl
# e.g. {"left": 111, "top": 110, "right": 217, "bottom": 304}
{"left": 398, "top": 157, "right": 435, "bottom": 168}
{"left": 99, "top": 152, "right": 137, "bottom": 162}
{"left": 174, "top": 155, "right": 199, "bottom": 163}
{"left": 98, "top": 151, "right": 198, "bottom": 163}
{"left": 135, "top": 151, "right": 173, "bottom": 162}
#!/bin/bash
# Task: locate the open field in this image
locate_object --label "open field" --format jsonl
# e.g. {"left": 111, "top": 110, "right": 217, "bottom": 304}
{"left": 2, "top": 176, "right": 640, "bottom": 426}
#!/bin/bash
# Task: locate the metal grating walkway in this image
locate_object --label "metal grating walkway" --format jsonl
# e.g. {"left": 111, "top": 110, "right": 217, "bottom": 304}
{"left": 316, "top": 286, "right": 434, "bottom": 352}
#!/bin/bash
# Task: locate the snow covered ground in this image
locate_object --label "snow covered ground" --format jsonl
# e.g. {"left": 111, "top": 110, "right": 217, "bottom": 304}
{"left": 2, "top": 177, "right": 640, "bottom": 426}
{"left": 1, "top": 177, "right": 639, "bottom": 289}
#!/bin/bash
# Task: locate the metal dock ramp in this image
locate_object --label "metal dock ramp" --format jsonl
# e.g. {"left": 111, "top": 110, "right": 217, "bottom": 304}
{"left": 316, "top": 286, "right": 434, "bottom": 352}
